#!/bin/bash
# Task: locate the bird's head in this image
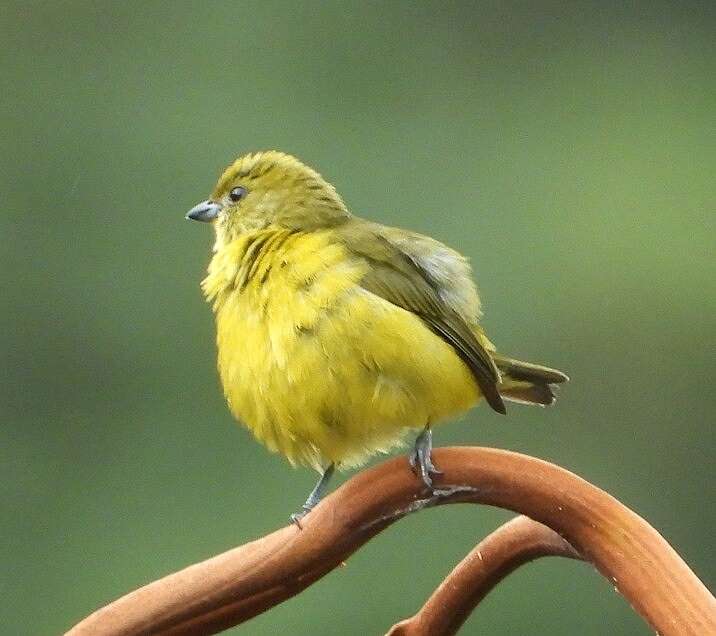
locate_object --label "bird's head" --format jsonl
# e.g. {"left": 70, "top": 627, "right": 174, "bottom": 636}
{"left": 186, "top": 151, "right": 350, "bottom": 248}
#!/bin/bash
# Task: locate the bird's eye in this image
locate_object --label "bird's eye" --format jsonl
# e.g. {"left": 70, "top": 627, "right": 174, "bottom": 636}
{"left": 229, "top": 186, "right": 248, "bottom": 202}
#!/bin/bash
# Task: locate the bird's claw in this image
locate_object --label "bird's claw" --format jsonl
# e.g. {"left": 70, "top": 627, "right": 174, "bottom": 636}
{"left": 409, "top": 426, "right": 441, "bottom": 489}
{"left": 290, "top": 508, "right": 311, "bottom": 529}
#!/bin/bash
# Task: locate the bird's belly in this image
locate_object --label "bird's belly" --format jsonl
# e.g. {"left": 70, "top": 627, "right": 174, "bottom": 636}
{"left": 213, "top": 242, "right": 480, "bottom": 469}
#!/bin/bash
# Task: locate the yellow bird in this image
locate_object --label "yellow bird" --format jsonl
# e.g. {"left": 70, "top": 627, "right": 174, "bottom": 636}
{"left": 187, "top": 151, "right": 568, "bottom": 520}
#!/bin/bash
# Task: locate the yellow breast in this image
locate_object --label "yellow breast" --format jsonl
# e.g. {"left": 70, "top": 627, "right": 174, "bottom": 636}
{"left": 203, "top": 229, "right": 480, "bottom": 470}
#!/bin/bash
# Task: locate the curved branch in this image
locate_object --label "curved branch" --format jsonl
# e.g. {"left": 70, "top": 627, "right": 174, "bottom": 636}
{"left": 387, "top": 515, "right": 581, "bottom": 635}
{"left": 66, "top": 447, "right": 716, "bottom": 636}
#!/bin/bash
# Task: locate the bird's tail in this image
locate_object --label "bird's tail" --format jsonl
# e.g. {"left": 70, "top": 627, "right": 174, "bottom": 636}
{"left": 493, "top": 355, "right": 569, "bottom": 407}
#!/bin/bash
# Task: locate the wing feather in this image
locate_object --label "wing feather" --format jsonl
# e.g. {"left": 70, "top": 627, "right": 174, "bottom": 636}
{"left": 337, "top": 222, "right": 506, "bottom": 414}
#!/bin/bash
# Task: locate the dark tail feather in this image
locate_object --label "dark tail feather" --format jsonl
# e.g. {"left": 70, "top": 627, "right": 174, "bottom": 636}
{"left": 499, "top": 382, "right": 559, "bottom": 406}
{"left": 493, "top": 355, "right": 569, "bottom": 407}
{"left": 493, "top": 355, "right": 569, "bottom": 384}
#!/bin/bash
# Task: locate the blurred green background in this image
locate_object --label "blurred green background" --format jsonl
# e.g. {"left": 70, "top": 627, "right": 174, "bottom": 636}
{"left": 2, "top": 1, "right": 714, "bottom": 634}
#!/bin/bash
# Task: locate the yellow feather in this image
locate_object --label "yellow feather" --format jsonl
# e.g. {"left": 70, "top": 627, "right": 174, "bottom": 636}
{"left": 204, "top": 228, "right": 478, "bottom": 470}
{"left": 190, "top": 151, "right": 567, "bottom": 473}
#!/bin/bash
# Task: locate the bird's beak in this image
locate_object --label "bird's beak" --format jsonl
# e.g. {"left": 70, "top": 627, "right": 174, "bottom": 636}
{"left": 186, "top": 200, "right": 222, "bottom": 222}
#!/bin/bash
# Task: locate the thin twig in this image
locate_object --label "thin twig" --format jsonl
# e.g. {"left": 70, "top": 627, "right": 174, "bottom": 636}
{"left": 66, "top": 447, "right": 716, "bottom": 636}
{"left": 387, "top": 515, "right": 581, "bottom": 635}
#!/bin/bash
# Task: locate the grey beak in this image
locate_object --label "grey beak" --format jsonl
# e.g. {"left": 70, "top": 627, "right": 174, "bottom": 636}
{"left": 186, "top": 200, "right": 221, "bottom": 222}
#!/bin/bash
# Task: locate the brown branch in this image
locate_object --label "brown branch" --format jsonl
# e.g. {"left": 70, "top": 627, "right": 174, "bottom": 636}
{"left": 387, "top": 515, "right": 581, "bottom": 635}
{"left": 66, "top": 447, "right": 716, "bottom": 636}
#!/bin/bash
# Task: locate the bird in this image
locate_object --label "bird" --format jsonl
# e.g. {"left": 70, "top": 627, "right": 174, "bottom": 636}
{"left": 186, "top": 150, "right": 568, "bottom": 521}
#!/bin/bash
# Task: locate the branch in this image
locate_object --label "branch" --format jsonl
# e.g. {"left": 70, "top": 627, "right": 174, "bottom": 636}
{"left": 387, "top": 515, "right": 581, "bottom": 635}
{"left": 66, "top": 447, "right": 716, "bottom": 636}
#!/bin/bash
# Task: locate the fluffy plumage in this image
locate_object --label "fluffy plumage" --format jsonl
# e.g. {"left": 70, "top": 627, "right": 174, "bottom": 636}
{"left": 191, "top": 151, "right": 568, "bottom": 472}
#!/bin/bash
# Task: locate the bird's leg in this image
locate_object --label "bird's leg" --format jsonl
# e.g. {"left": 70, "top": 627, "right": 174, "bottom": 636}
{"left": 290, "top": 463, "right": 335, "bottom": 527}
{"left": 409, "top": 424, "right": 442, "bottom": 489}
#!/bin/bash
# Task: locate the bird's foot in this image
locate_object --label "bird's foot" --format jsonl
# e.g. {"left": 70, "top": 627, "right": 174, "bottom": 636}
{"left": 289, "top": 463, "right": 335, "bottom": 529}
{"left": 409, "top": 426, "right": 442, "bottom": 489}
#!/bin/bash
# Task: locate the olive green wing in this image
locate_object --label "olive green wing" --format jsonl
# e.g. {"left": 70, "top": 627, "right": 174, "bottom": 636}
{"left": 337, "top": 221, "right": 506, "bottom": 415}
